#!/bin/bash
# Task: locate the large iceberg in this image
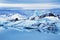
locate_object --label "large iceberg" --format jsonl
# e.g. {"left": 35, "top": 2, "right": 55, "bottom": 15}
{"left": 0, "top": 12, "right": 60, "bottom": 34}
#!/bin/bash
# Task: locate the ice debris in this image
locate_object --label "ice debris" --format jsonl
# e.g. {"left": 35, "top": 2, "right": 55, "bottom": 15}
{"left": 0, "top": 13, "right": 60, "bottom": 34}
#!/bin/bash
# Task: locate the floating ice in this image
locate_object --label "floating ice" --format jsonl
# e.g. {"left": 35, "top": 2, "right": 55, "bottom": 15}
{"left": 0, "top": 13, "right": 60, "bottom": 34}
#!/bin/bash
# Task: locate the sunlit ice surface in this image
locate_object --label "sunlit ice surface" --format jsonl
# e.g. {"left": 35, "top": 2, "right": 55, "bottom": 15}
{"left": 0, "top": 4, "right": 60, "bottom": 40}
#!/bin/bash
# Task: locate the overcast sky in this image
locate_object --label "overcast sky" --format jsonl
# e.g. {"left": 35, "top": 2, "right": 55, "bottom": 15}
{"left": 0, "top": 0, "right": 60, "bottom": 9}
{"left": 0, "top": 0, "right": 60, "bottom": 4}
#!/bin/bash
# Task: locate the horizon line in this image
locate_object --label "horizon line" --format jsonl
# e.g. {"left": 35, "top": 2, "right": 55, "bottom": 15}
{"left": 0, "top": 3, "right": 60, "bottom": 9}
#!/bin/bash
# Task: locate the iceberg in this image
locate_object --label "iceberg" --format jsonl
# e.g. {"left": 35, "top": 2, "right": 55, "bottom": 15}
{"left": 0, "top": 12, "right": 60, "bottom": 34}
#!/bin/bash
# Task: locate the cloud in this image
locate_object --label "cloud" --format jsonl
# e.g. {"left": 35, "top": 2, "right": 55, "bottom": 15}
{"left": 0, "top": 0, "right": 60, "bottom": 3}
{"left": 0, "top": 3, "right": 60, "bottom": 9}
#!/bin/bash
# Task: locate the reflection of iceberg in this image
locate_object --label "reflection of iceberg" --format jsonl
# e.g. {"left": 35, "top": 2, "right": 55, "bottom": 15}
{"left": 0, "top": 12, "right": 60, "bottom": 34}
